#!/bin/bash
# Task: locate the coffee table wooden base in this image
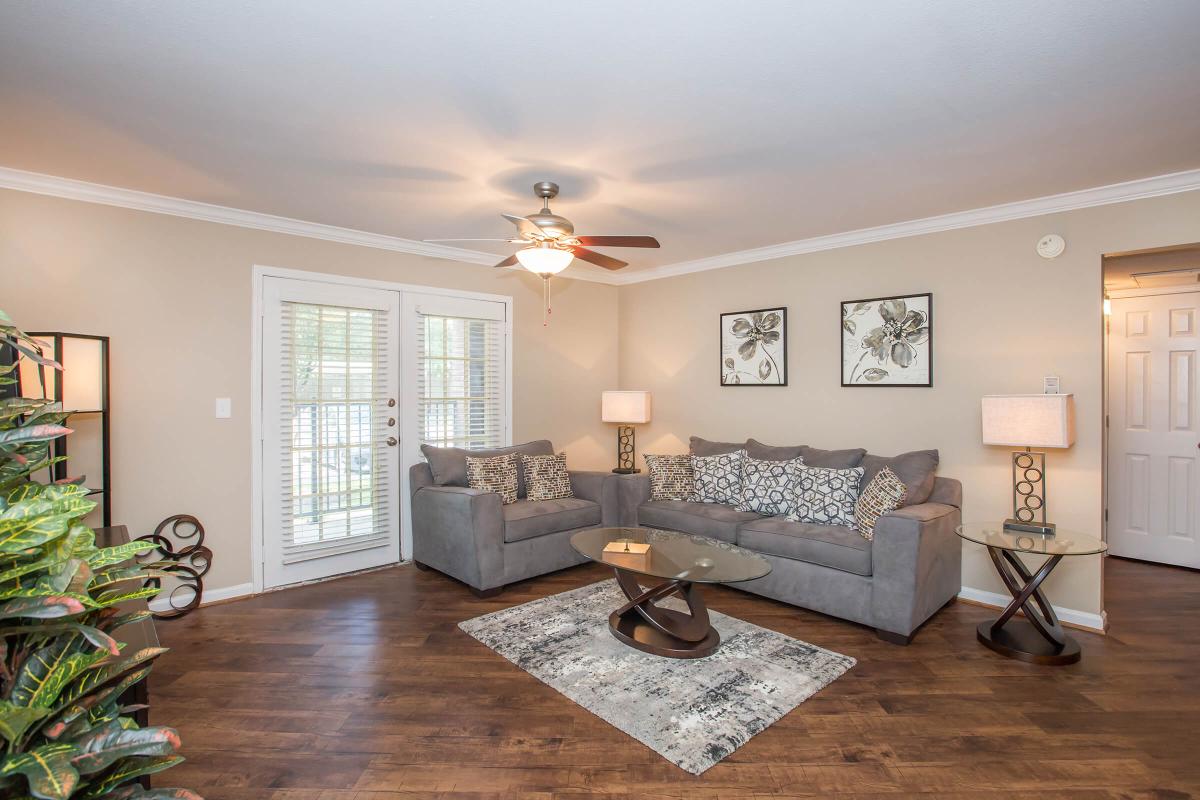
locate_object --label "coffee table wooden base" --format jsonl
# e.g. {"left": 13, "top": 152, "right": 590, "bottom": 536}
{"left": 981, "top": 546, "right": 1081, "bottom": 665}
{"left": 609, "top": 568, "right": 720, "bottom": 659}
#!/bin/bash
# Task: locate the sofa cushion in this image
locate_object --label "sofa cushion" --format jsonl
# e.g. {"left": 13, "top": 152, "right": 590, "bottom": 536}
{"left": 502, "top": 497, "right": 601, "bottom": 543}
{"left": 737, "top": 517, "right": 872, "bottom": 576}
{"left": 798, "top": 445, "right": 867, "bottom": 468}
{"left": 637, "top": 500, "right": 760, "bottom": 543}
{"left": 421, "top": 440, "right": 554, "bottom": 498}
{"left": 745, "top": 438, "right": 805, "bottom": 461}
{"left": 522, "top": 453, "right": 573, "bottom": 502}
{"left": 861, "top": 450, "right": 939, "bottom": 506}
{"left": 644, "top": 453, "right": 693, "bottom": 501}
{"left": 466, "top": 453, "right": 519, "bottom": 505}
{"left": 689, "top": 436, "right": 746, "bottom": 456}
{"left": 788, "top": 463, "right": 864, "bottom": 527}
{"left": 689, "top": 450, "right": 745, "bottom": 505}
{"left": 736, "top": 455, "right": 803, "bottom": 516}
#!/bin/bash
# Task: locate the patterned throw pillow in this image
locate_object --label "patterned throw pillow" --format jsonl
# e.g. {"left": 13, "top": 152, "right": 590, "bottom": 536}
{"left": 465, "top": 452, "right": 519, "bottom": 505}
{"left": 644, "top": 454, "right": 693, "bottom": 501}
{"left": 855, "top": 466, "right": 907, "bottom": 540}
{"left": 736, "top": 455, "right": 804, "bottom": 516}
{"left": 522, "top": 453, "right": 573, "bottom": 502}
{"left": 689, "top": 449, "right": 745, "bottom": 505}
{"left": 787, "top": 463, "right": 864, "bottom": 527}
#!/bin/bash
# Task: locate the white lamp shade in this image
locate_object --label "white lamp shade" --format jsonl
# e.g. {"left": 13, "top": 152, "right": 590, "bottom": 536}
{"left": 515, "top": 246, "right": 573, "bottom": 275}
{"left": 981, "top": 394, "right": 1075, "bottom": 448}
{"left": 17, "top": 335, "right": 105, "bottom": 413}
{"left": 602, "top": 390, "right": 652, "bottom": 424}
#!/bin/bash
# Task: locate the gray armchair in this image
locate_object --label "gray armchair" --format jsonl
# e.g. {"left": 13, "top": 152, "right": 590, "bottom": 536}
{"left": 409, "top": 448, "right": 619, "bottom": 597}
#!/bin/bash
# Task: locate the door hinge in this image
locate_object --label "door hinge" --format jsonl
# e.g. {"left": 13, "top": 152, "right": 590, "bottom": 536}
{"left": 1104, "top": 508, "right": 1109, "bottom": 521}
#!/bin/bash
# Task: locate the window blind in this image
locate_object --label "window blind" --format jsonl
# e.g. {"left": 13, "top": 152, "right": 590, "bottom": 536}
{"left": 278, "top": 302, "right": 392, "bottom": 564}
{"left": 416, "top": 313, "right": 505, "bottom": 450}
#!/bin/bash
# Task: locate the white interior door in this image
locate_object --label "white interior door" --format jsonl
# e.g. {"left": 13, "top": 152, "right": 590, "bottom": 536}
{"left": 262, "top": 277, "right": 401, "bottom": 588}
{"left": 1108, "top": 291, "right": 1199, "bottom": 567}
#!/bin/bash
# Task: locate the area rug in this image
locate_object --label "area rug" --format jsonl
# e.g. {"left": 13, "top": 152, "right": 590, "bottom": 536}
{"left": 458, "top": 579, "right": 855, "bottom": 774}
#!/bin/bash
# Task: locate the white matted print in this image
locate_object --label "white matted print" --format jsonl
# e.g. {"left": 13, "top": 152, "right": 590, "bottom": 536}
{"left": 841, "top": 294, "right": 932, "bottom": 386}
{"left": 720, "top": 308, "right": 787, "bottom": 386}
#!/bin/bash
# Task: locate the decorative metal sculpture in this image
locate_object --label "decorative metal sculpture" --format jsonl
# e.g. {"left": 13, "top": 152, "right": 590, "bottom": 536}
{"left": 136, "top": 514, "right": 211, "bottom": 619}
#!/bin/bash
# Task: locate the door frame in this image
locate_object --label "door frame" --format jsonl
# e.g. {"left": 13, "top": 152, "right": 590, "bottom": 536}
{"left": 249, "top": 264, "right": 514, "bottom": 594}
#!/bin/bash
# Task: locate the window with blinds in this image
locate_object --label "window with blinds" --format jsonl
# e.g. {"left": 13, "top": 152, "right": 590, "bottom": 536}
{"left": 279, "top": 302, "right": 392, "bottom": 563}
{"left": 416, "top": 314, "right": 505, "bottom": 450}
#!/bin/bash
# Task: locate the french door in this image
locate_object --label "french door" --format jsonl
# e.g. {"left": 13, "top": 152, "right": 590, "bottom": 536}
{"left": 262, "top": 278, "right": 401, "bottom": 588}
{"left": 1108, "top": 291, "right": 1199, "bottom": 568}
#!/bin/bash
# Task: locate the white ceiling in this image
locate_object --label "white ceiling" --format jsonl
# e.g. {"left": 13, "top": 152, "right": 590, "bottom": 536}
{"left": 2, "top": 1, "right": 1199, "bottom": 277}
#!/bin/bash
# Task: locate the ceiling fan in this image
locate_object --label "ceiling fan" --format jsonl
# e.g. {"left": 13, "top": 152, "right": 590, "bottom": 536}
{"left": 426, "top": 181, "right": 660, "bottom": 275}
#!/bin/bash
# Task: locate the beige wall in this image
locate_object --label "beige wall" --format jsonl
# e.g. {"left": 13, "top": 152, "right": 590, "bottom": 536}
{"left": 1, "top": 188, "right": 619, "bottom": 593}
{"left": 618, "top": 190, "right": 1200, "bottom": 618}
{"left": 6, "top": 184, "right": 1198, "bottom": 616}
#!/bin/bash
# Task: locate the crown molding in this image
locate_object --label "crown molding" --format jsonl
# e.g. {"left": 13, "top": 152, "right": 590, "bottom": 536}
{"left": 5, "top": 164, "right": 1198, "bottom": 288}
{"left": 610, "top": 167, "right": 1200, "bottom": 285}
{"left": 0, "top": 165, "right": 616, "bottom": 285}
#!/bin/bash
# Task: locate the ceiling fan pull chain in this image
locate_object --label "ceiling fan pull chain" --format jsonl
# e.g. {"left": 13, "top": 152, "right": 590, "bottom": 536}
{"left": 542, "top": 275, "right": 552, "bottom": 326}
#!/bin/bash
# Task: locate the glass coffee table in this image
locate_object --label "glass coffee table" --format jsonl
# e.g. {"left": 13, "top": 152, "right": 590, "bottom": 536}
{"left": 957, "top": 522, "right": 1107, "bottom": 665}
{"left": 571, "top": 527, "right": 770, "bottom": 659}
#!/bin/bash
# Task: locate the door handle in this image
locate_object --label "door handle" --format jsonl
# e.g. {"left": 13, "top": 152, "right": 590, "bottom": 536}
{"left": 386, "top": 437, "right": 398, "bottom": 447}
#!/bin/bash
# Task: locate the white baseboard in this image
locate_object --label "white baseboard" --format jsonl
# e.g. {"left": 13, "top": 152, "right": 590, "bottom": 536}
{"left": 148, "top": 581, "right": 254, "bottom": 613}
{"left": 957, "top": 586, "right": 1108, "bottom": 633}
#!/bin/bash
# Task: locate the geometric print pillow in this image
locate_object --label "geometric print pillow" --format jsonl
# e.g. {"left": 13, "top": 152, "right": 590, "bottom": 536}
{"left": 644, "top": 453, "right": 693, "bottom": 501}
{"left": 787, "top": 463, "right": 864, "bottom": 527}
{"left": 522, "top": 453, "right": 574, "bottom": 502}
{"left": 689, "top": 449, "right": 745, "bottom": 505}
{"left": 854, "top": 466, "right": 907, "bottom": 540}
{"left": 465, "top": 452, "right": 519, "bottom": 505}
{"left": 736, "top": 455, "right": 804, "bottom": 516}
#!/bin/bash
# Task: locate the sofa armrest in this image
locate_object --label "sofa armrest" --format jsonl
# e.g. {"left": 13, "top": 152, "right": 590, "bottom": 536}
{"left": 870, "top": 501, "right": 962, "bottom": 637}
{"left": 411, "top": 485, "right": 505, "bottom": 591}
{"left": 615, "top": 474, "right": 651, "bottom": 527}
{"left": 569, "top": 471, "right": 620, "bottom": 526}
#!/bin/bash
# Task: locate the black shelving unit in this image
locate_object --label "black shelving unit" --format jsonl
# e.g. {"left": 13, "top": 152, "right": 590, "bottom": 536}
{"left": 24, "top": 333, "right": 111, "bottom": 527}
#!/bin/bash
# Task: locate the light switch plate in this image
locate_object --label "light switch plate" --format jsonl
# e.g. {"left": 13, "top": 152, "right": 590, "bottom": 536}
{"left": 215, "top": 397, "right": 232, "bottom": 418}
{"left": 1043, "top": 376, "right": 1061, "bottom": 394}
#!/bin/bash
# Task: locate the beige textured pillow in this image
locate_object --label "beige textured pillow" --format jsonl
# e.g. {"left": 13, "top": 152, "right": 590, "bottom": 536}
{"left": 644, "top": 454, "right": 693, "bottom": 501}
{"left": 855, "top": 466, "right": 908, "bottom": 540}
{"left": 466, "top": 452, "right": 519, "bottom": 504}
{"left": 522, "top": 453, "right": 573, "bottom": 501}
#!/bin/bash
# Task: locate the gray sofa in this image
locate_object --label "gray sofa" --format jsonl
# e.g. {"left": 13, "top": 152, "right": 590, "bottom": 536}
{"left": 617, "top": 437, "right": 963, "bottom": 644}
{"left": 409, "top": 440, "right": 620, "bottom": 597}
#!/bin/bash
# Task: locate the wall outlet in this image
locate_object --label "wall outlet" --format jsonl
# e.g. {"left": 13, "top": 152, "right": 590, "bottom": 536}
{"left": 1043, "top": 376, "right": 1061, "bottom": 394}
{"left": 215, "top": 397, "right": 232, "bottom": 418}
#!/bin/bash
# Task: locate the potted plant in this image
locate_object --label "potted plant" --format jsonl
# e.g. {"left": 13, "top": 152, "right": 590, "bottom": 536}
{"left": 0, "top": 310, "right": 199, "bottom": 799}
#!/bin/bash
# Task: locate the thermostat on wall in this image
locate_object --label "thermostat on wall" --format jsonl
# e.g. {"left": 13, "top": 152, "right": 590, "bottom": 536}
{"left": 1044, "top": 376, "right": 1061, "bottom": 394}
{"left": 1037, "top": 234, "right": 1066, "bottom": 259}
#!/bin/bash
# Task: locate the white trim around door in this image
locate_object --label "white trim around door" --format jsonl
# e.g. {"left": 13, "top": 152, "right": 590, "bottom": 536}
{"left": 250, "top": 264, "right": 514, "bottom": 593}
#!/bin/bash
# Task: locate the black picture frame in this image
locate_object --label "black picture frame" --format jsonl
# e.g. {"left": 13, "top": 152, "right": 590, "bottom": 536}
{"left": 719, "top": 307, "right": 788, "bottom": 386}
{"left": 840, "top": 293, "right": 933, "bottom": 387}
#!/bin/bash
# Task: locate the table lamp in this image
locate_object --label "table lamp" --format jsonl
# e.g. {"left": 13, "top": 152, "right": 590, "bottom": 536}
{"left": 981, "top": 394, "right": 1075, "bottom": 535}
{"left": 601, "top": 390, "right": 651, "bottom": 474}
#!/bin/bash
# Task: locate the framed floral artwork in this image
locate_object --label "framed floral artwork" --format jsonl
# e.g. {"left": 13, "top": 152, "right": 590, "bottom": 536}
{"left": 841, "top": 293, "right": 932, "bottom": 386}
{"left": 720, "top": 307, "right": 787, "bottom": 386}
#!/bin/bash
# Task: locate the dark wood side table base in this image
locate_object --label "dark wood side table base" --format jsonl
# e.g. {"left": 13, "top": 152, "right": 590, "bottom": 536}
{"left": 976, "top": 620, "right": 1081, "bottom": 665}
{"left": 981, "top": 546, "right": 1081, "bottom": 666}
{"left": 609, "top": 568, "right": 720, "bottom": 659}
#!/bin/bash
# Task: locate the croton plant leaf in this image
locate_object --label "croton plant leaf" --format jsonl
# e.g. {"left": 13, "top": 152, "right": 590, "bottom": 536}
{"left": 0, "top": 743, "right": 81, "bottom": 800}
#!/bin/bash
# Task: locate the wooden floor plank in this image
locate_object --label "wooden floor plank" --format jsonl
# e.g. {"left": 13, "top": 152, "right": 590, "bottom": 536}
{"left": 151, "top": 557, "right": 1200, "bottom": 798}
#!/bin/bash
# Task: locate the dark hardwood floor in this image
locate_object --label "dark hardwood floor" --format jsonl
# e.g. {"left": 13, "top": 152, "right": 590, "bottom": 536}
{"left": 151, "top": 557, "right": 1199, "bottom": 799}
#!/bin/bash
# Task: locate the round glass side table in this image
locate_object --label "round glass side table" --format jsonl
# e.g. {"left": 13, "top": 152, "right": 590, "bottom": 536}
{"left": 957, "top": 523, "right": 1107, "bottom": 665}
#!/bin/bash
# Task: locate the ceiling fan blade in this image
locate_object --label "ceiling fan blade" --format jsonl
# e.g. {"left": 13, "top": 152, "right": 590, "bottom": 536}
{"left": 571, "top": 247, "right": 628, "bottom": 270}
{"left": 501, "top": 213, "right": 541, "bottom": 239}
{"left": 423, "top": 238, "right": 521, "bottom": 243}
{"left": 492, "top": 253, "right": 520, "bottom": 268}
{"left": 573, "top": 235, "right": 660, "bottom": 248}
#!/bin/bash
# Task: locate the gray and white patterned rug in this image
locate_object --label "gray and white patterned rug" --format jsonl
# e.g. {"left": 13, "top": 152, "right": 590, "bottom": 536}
{"left": 458, "top": 579, "right": 855, "bottom": 774}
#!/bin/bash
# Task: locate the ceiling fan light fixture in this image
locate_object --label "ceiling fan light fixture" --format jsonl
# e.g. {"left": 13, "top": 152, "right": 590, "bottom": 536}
{"left": 515, "top": 243, "right": 573, "bottom": 275}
